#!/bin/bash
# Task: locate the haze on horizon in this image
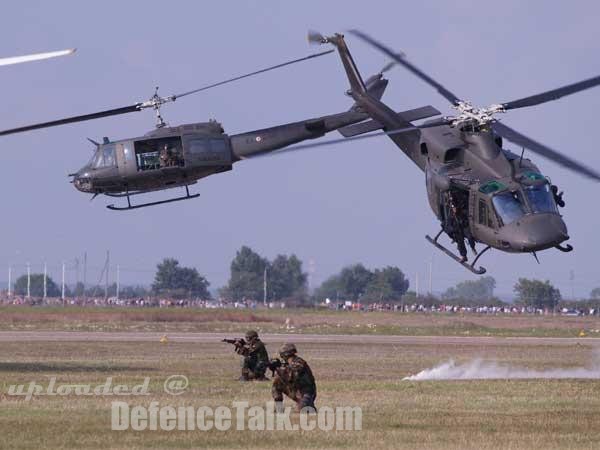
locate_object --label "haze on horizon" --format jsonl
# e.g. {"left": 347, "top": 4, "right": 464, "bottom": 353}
{"left": 1, "top": 0, "right": 599, "bottom": 298}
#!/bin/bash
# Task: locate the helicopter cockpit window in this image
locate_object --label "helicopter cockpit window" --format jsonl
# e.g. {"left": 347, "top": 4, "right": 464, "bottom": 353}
{"left": 103, "top": 146, "right": 116, "bottom": 167}
{"left": 523, "top": 184, "right": 557, "bottom": 214}
{"left": 90, "top": 144, "right": 116, "bottom": 169}
{"left": 492, "top": 191, "right": 526, "bottom": 226}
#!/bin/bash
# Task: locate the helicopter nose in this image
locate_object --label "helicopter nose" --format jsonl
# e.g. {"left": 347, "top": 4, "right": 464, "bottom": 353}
{"left": 499, "top": 213, "right": 569, "bottom": 252}
{"left": 72, "top": 172, "right": 93, "bottom": 193}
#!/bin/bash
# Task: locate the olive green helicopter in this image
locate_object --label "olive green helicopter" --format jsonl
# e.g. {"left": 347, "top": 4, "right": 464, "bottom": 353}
{"left": 0, "top": 48, "right": 385, "bottom": 210}
{"left": 274, "top": 31, "right": 600, "bottom": 274}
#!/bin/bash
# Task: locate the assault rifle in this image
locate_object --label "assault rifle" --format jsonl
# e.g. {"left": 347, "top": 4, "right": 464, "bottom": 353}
{"left": 267, "top": 358, "right": 286, "bottom": 377}
{"left": 221, "top": 338, "right": 246, "bottom": 348}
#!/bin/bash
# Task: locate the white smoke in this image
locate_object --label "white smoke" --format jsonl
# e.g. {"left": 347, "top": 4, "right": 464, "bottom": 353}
{"left": 403, "top": 358, "right": 600, "bottom": 381}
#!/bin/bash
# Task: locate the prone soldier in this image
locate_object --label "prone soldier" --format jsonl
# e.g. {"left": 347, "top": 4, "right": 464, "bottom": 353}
{"left": 270, "top": 343, "right": 317, "bottom": 412}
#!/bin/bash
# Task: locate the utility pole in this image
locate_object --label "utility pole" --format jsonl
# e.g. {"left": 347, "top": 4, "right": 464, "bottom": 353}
{"left": 26, "top": 262, "right": 30, "bottom": 299}
{"left": 43, "top": 262, "right": 47, "bottom": 299}
{"left": 116, "top": 264, "right": 120, "bottom": 300}
{"left": 569, "top": 270, "right": 575, "bottom": 302}
{"left": 75, "top": 257, "right": 80, "bottom": 285}
{"left": 308, "top": 258, "right": 316, "bottom": 293}
{"left": 263, "top": 266, "right": 267, "bottom": 307}
{"left": 61, "top": 261, "right": 66, "bottom": 305}
{"left": 428, "top": 259, "right": 433, "bottom": 296}
{"left": 83, "top": 251, "right": 87, "bottom": 290}
{"left": 105, "top": 250, "right": 110, "bottom": 300}
{"left": 7, "top": 265, "right": 11, "bottom": 297}
{"left": 416, "top": 272, "right": 420, "bottom": 298}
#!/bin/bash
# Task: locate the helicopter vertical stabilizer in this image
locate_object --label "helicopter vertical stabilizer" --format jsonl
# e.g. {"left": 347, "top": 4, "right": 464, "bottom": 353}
{"left": 312, "top": 32, "right": 426, "bottom": 167}
{"left": 309, "top": 32, "right": 367, "bottom": 96}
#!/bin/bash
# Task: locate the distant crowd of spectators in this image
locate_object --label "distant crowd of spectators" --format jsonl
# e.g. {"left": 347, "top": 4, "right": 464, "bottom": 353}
{"left": 0, "top": 295, "right": 598, "bottom": 316}
{"left": 0, "top": 295, "right": 284, "bottom": 310}
{"left": 329, "top": 301, "right": 599, "bottom": 316}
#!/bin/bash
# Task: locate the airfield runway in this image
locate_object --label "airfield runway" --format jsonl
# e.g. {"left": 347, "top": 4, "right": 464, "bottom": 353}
{"left": 0, "top": 331, "right": 598, "bottom": 346}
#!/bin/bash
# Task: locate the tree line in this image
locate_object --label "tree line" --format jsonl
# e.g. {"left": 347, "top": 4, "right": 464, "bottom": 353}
{"left": 7, "top": 247, "right": 600, "bottom": 308}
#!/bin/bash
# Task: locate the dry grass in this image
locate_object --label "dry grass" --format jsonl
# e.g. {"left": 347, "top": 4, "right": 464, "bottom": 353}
{"left": 0, "top": 306, "right": 599, "bottom": 337}
{"left": 0, "top": 337, "right": 599, "bottom": 449}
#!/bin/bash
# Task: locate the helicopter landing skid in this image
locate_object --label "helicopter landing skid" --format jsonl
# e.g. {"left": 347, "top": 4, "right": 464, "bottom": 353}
{"left": 555, "top": 243, "right": 573, "bottom": 252}
{"left": 106, "top": 185, "right": 199, "bottom": 211}
{"left": 425, "top": 231, "right": 490, "bottom": 275}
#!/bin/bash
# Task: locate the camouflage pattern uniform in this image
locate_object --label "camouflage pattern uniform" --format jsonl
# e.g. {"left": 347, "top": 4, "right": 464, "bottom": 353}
{"left": 237, "top": 330, "right": 269, "bottom": 381}
{"left": 272, "top": 343, "right": 317, "bottom": 412}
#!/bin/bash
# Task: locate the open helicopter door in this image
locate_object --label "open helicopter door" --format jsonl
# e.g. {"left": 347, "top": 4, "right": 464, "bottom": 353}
{"left": 133, "top": 136, "right": 184, "bottom": 171}
{"left": 426, "top": 185, "right": 488, "bottom": 275}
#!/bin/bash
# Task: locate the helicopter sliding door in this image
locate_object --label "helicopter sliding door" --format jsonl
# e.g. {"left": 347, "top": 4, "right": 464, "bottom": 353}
{"left": 133, "top": 137, "right": 184, "bottom": 171}
{"left": 470, "top": 190, "right": 499, "bottom": 244}
{"left": 182, "top": 135, "right": 232, "bottom": 168}
{"left": 116, "top": 140, "right": 136, "bottom": 177}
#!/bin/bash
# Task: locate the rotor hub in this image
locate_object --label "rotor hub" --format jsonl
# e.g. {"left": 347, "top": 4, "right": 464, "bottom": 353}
{"left": 138, "top": 87, "right": 177, "bottom": 129}
{"left": 449, "top": 101, "right": 506, "bottom": 128}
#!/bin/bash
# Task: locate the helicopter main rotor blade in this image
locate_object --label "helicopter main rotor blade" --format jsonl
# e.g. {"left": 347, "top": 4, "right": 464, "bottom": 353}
{"left": 502, "top": 74, "right": 600, "bottom": 111}
{"left": 0, "top": 49, "right": 334, "bottom": 137}
{"left": 252, "top": 119, "right": 449, "bottom": 158}
{"left": 0, "top": 104, "right": 142, "bottom": 137}
{"left": 491, "top": 121, "right": 600, "bottom": 181}
{"left": 348, "top": 30, "right": 463, "bottom": 106}
{"left": 0, "top": 48, "right": 75, "bottom": 67}
{"left": 173, "top": 49, "right": 334, "bottom": 100}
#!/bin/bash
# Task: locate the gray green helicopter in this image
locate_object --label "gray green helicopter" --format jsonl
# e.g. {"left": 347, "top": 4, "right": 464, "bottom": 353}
{"left": 0, "top": 48, "right": 385, "bottom": 210}
{"left": 286, "top": 31, "right": 600, "bottom": 274}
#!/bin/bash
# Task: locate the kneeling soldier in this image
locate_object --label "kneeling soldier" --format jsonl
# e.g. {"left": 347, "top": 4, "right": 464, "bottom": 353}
{"left": 271, "top": 343, "right": 317, "bottom": 412}
{"left": 237, "top": 330, "right": 269, "bottom": 381}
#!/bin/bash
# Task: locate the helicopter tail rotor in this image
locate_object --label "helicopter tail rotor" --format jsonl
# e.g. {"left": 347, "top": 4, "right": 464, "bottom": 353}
{"left": 308, "top": 30, "right": 329, "bottom": 45}
{"left": 379, "top": 61, "right": 396, "bottom": 75}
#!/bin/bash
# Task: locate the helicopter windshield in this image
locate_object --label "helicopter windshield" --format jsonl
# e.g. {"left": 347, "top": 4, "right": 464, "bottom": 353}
{"left": 523, "top": 184, "right": 557, "bottom": 214}
{"left": 88, "top": 144, "right": 116, "bottom": 169}
{"left": 492, "top": 191, "right": 526, "bottom": 225}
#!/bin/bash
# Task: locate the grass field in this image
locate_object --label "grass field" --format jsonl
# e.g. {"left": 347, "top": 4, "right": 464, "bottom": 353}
{"left": 1, "top": 308, "right": 599, "bottom": 448}
{"left": 1, "top": 334, "right": 600, "bottom": 449}
{"left": 1, "top": 306, "right": 599, "bottom": 337}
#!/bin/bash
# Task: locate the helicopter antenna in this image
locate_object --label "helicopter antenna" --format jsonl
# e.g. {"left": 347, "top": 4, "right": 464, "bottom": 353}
{"left": 519, "top": 147, "right": 525, "bottom": 167}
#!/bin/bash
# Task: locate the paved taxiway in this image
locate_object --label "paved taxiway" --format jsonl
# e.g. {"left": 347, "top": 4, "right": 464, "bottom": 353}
{"left": 0, "top": 331, "right": 598, "bottom": 346}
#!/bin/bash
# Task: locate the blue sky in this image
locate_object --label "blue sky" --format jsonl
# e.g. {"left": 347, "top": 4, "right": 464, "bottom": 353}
{"left": 1, "top": 0, "right": 599, "bottom": 298}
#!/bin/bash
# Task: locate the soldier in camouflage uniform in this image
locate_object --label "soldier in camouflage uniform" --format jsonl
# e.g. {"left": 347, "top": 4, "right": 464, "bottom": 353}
{"left": 271, "top": 343, "right": 317, "bottom": 412}
{"left": 236, "top": 330, "right": 269, "bottom": 381}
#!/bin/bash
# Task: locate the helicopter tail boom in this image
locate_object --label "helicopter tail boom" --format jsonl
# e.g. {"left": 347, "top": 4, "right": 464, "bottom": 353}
{"left": 229, "top": 109, "right": 368, "bottom": 159}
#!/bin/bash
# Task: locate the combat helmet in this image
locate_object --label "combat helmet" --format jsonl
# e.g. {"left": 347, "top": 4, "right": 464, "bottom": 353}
{"left": 279, "top": 342, "right": 297, "bottom": 358}
{"left": 245, "top": 330, "right": 259, "bottom": 341}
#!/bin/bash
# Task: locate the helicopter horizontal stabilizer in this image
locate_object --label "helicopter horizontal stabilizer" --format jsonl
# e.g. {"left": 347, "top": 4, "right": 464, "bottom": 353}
{"left": 338, "top": 105, "right": 441, "bottom": 137}
{"left": 348, "top": 71, "right": 389, "bottom": 112}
